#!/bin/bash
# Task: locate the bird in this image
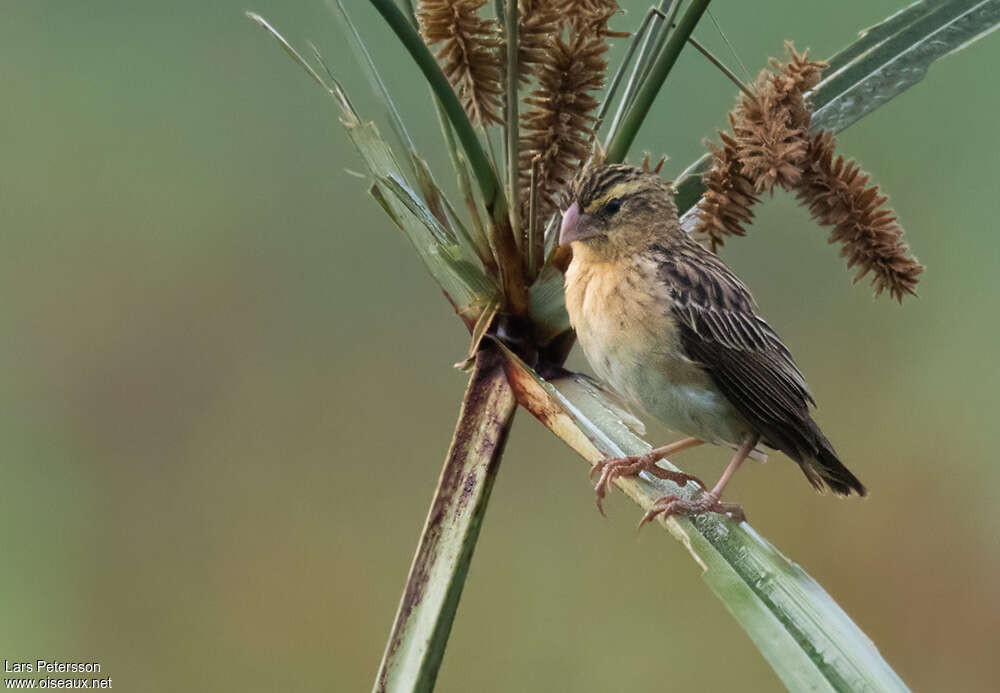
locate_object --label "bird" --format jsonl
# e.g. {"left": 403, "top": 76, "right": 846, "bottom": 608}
{"left": 559, "top": 163, "right": 866, "bottom": 526}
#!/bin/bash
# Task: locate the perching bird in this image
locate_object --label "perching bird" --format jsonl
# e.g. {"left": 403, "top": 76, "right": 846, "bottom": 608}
{"left": 559, "top": 163, "right": 866, "bottom": 525}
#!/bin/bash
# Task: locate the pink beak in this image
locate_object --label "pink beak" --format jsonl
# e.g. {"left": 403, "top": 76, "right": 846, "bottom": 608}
{"left": 559, "top": 202, "right": 581, "bottom": 246}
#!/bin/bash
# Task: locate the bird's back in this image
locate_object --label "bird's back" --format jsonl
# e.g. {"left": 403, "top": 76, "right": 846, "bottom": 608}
{"left": 651, "top": 237, "right": 866, "bottom": 496}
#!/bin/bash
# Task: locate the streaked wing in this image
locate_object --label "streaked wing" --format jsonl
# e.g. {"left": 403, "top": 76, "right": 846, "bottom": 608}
{"left": 653, "top": 240, "right": 820, "bottom": 459}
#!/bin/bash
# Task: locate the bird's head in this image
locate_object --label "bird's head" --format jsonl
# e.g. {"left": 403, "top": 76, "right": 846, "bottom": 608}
{"left": 559, "top": 164, "right": 681, "bottom": 257}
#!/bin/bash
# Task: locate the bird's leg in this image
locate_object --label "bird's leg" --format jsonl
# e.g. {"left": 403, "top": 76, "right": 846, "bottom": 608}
{"left": 638, "top": 433, "right": 760, "bottom": 529}
{"left": 591, "top": 437, "right": 706, "bottom": 515}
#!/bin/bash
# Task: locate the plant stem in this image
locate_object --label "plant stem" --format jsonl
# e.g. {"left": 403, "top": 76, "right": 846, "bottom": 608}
{"left": 605, "top": 0, "right": 674, "bottom": 140}
{"left": 367, "top": 0, "right": 529, "bottom": 316}
{"left": 687, "top": 36, "right": 752, "bottom": 96}
{"left": 367, "top": 0, "right": 503, "bottom": 218}
{"left": 605, "top": 0, "right": 712, "bottom": 163}
{"left": 373, "top": 347, "right": 517, "bottom": 693}
{"left": 526, "top": 156, "right": 541, "bottom": 280}
{"left": 504, "top": 0, "right": 520, "bottom": 254}
{"left": 595, "top": 3, "right": 664, "bottom": 135}
{"left": 632, "top": 0, "right": 681, "bottom": 103}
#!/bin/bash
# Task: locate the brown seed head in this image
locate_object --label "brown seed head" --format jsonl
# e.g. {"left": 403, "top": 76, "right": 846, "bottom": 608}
{"left": 518, "top": 0, "right": 561, "bottom": 80}
{"left": 520, "top": 30, "right": 607, "bottom": 223}
{"left": 418, "top": 0, "right": 504, "bottom": 127}
{"left": 693, "top": 43, "right": 922, "bottom": 299}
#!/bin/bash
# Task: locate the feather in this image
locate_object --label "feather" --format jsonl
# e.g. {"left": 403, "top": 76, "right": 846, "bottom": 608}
{"left": 653, "top": 238, "right": 863, "bottom": 495}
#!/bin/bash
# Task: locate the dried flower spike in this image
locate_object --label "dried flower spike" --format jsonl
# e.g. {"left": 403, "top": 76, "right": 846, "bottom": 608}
{"left": 418, "top": 0, "right": 504, "bottom": 127}
{"left": 520, "top": 31, "right": 607, "bottom": 220}
{"left": 694, "top": 44, "right": 824, "bottom": 246}
{"left": 798, "top": 132, "right": 924, "bottom": 301}
{"left": 693, "top": 44, "right": 922, "bottom": 299}
{"left": 518, "top": 0, "right": 561, "bottom": 80}
{"left": 556, "top": 0, "right": 627, "bottom": 37}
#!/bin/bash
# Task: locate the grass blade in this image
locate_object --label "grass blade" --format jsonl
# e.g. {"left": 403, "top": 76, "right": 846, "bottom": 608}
{"left": 366, "top": 0, "right": 529, "bottom": 316}
{"left": 433, "top": 101, "right": 494, "bottom": 264}
{"left": 366, "top": 0, "right": 506, "bottom": 221}
{"left": 605, "top": 0, "right": 712, "bottom": 162}
{"left": 373, "top": 347, "right": 517, "bottom": 693}
{"left": 823, "top": 0, "right": 931, "bottom": 74}
{"left": 600, "top": 1, "right": 674, "bottom": 141}
{"left": 811, "top": 0, "right": 1000, "bottom": 132}
{"left": 247, "top": 13, "right": 498, "bottom": 322}
{"left": 499, "top": 346, "right": 909, "bottom": 692}
{"left": 673, "top": 0, "right": 1000, "bottom": 213}
{"left": 528, "top": 265, "right": 571, "bottom": 345}
{"left": 503, "top": 0, "right": 520, "bottom": 254}
{"left": 331, "top": 0, "right": 416, "bottom": 157}
{"left": 374, "top": 174, "right": 499, "bottom": 324}
{"left": 246, "top": 12, "right": 351, "bottom": 110}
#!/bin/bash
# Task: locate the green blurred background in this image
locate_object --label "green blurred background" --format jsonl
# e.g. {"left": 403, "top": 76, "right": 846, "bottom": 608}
{"left": 3, "top": 1, "right": 999, "bottom": 690}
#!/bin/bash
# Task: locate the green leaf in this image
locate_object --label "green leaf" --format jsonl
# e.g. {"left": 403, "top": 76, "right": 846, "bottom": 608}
{"left": 366, "top": 0, "right": 506, "bottom": 222}
{"left": 247, "top": 12, "right": 497, "bottom": 321}
{"left": 246, "top": 12, "right": 354, "bottom": 111}
{"left": 341, "top": 112, "right": 498, "bottom": 318}
{"left": 331, "top": 0, "right": 486, "bottom": 270}
{"left": 811, "top": 0, "right": 1000, "bottom": 132}
{"left": 529, "top": 266, "right": 571, "bottom": 346}
{"left": 601, "top": 0, "right": 679, "bottom": 144}
{"left": 331, "top": 0, "right": 418, "bottom": 172}
{"left": 605, "top": 0, "right": 713, "bottom": 163}
{"left": 499, "top": 347, "right": 909, "bottom": 693}
{"left": 823, "top": 1, "right": 932, "bottom": 74}
{"left": 374, "top": 175, "right": 499, "bottom": 322}
{"left": 434, "top": 105, "right": 494, "bottom": 264}
{"left": 673, "top": 0, "right": 1000, "bottom": 213}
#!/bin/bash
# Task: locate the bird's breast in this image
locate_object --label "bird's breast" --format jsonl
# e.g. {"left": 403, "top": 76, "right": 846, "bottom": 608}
{"left": 564, "top": 254, "right": 678, "bottom": 389}
{"left": 564, "top": 253, "right": 748, "bottom": 444}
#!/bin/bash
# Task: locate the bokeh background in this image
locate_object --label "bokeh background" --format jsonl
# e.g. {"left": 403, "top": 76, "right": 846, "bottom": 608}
{"left": 3, "top": 1, "right": 999, "bottom": 690}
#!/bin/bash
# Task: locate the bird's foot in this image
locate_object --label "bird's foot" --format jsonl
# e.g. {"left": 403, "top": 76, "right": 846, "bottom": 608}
{"left": 590, "top": 454, "right": 705, "bottom": 516}
{"left": 638, "top": 491, "right": 745, "bottom": 530}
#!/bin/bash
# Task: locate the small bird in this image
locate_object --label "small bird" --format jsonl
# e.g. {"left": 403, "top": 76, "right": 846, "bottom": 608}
{"left": 559, "top": 163, "right": 866, "bottom": 525}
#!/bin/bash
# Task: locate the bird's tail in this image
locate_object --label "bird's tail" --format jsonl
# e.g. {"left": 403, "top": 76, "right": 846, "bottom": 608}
{"left": 801, "top": 434, "right": 867, "bottom": 497}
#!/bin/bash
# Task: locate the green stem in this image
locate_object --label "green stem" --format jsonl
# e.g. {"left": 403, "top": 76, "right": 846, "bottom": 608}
{"left": 504, "top": 0, "right": 520, "bottom": 253}
{"left": 367, "top": 0, "right": 503, "bottom": 218}
{"left": 372, "top": 347, "right": 517, "bottom": 693}
{"left": 368, "top": 0, "right": 528, "bottom": 316}
{"left": 433, "top": 99, "right": 494, "bottom": 266}
{"left": 632, "top": 0, "right": 681, "bottom": 103}
{"left": 605, "top": 0, "right": 711, "bottom": 163}
{"left": 595, "top": 3, "right": 664, "bottom": 134}
{"left": 605, "top": 0, "right": 673, "bottom": 140}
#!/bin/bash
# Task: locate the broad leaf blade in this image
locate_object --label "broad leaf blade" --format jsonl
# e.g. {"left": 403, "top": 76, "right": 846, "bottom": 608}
{"left": 823, "top": 1, "right": 932, "bottom": 74}
{"left": 499, "top": 346, "right": 909, "bottom": 693}
{"left": 673, "top": 0, "right": 1000, "bottom": 213}
{"left": 811, "top": 0, "right": 1000, "bottom": 132}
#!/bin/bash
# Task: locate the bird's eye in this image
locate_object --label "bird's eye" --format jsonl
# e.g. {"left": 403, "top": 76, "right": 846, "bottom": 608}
{"left": 605, "top": 198, "right": 622, "bottom": 215}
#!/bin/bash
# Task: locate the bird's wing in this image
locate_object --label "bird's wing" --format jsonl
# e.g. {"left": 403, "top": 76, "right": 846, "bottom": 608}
{"left": 653, "top": 240, "right": 820, "bottom": 459}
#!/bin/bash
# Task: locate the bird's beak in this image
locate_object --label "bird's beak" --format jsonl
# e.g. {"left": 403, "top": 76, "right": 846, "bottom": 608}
{"left": 559, "top": 202, "right": 597, "bottom": 246}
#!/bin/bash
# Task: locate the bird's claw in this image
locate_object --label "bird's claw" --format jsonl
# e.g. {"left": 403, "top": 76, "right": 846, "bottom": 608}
{"left": 638, "top": 492, "right": 746, "bottom": 530}
{"left": 591, "top": 454, "right": 707, "bottom": 517}
{"left": 592, "top": 453, "right": 647, "bottom": 515}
